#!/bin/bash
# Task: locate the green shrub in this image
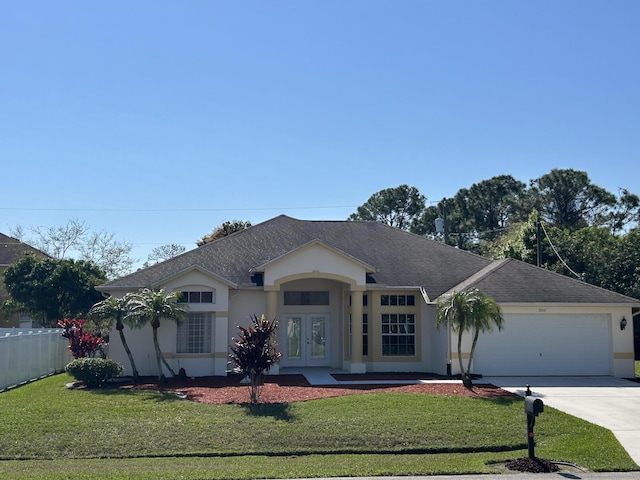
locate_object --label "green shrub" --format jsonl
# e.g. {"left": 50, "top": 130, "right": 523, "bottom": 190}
{"left": 65, "top": 358, "right": 123, "bottom": 388}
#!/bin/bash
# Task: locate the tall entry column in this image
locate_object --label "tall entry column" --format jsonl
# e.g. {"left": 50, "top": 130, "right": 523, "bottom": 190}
{"left": 265, "top": 288, "right": 280, "bottom": 374}
{"left": 265, "top": 289, "right": 278, "bottom": 321}
{"left": 350, "top": 288, "right": 366, "bottom": 374}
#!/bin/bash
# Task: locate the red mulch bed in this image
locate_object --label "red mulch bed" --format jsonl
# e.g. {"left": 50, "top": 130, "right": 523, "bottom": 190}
{"left": 121, "top": 374, "right": 517, "bottom": 404}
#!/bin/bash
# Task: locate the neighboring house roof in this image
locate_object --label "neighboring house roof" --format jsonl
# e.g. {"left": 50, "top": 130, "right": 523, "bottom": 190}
{"left": 0, "top": 233, "right": 46, "bottom": 266}
{"left": 99, "top": 215, "right": 639, "bottom": 305}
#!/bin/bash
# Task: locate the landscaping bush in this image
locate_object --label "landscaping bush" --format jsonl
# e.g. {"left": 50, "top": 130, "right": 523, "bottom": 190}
{"left": 65, "top": 358, "right": 123, "bottom": 388}
{"left": 58, "top": 318, "right": 104, "bottom": 358}
{"left": 228, "top": 314, "right": 281, "bottom": 403}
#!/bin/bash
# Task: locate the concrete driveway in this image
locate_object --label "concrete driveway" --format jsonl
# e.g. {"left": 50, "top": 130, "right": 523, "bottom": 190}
{"left": 484, "top": 376, "right": 640, "bottom": 466}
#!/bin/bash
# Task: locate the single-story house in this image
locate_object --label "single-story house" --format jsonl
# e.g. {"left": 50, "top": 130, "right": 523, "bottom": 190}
{"left": 97, "top": 215, "right": 638, "bottom": 378}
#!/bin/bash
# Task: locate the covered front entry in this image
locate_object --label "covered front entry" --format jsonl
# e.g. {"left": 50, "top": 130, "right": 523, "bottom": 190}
{"left": 281, "top": 314, "right": 331, "bottom": 367}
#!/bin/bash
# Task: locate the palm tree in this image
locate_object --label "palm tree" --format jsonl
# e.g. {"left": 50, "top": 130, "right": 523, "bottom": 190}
{"left": 88, "top": 293, "right": 143, "bottom": 384}
{"left": 129, "top": 288, "right": 189, "bottom": 384}
{"left": 436, "top": 289, "right": 504, "bottom": 388}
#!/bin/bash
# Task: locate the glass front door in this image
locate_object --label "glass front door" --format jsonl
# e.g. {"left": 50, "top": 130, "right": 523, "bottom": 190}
{"left": 283, "top": 314, "right": 330, "bottom": 367}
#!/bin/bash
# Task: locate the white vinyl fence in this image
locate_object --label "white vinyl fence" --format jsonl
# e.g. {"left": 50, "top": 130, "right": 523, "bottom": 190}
{"left": 0, "top": 329, "right": 72, "bottom": 392}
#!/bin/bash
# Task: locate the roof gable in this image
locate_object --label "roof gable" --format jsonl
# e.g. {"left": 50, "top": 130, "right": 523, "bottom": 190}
{"left": 256, "top": 239, "right": 376, "bottom": 288}
{"left": 97, "top": 264, "right": 237, "bottom": 293}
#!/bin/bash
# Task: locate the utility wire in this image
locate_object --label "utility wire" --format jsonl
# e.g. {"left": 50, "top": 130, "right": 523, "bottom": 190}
{"left": 539, "top": 221, "right": 583, "bottom": 280}
{"left": 0, "top": 205, "right": 358, "bottom": 213}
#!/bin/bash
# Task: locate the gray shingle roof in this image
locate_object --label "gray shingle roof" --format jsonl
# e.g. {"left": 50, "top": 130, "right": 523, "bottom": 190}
{"left": 0, "top": 233, "right": 46, "bottom": 265}
{"left": 455, "top": 258, "right": 638, "bottom": 304}
{"left": 99, "top": 215, "right": 639, "bottom": 305}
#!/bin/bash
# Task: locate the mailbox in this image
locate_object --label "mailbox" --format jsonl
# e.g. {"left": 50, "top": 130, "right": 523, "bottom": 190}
{"left": 524, "top": 397, "right": 544, "bottom": 416}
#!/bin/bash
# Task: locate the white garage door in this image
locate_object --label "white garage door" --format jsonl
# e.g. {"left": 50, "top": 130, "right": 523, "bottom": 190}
{"left": 473, "top": 314, "right": 612, "bottom": 376}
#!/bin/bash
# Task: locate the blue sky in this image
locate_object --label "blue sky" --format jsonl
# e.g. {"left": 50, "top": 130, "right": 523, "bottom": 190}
{"left": 1, "top": 1, "right": 639, "bottom": 267}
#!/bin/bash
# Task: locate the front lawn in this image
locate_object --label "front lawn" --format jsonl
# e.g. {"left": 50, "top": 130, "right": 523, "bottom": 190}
{"left": 0, "top": 374, "right": 636, "bottom": 479}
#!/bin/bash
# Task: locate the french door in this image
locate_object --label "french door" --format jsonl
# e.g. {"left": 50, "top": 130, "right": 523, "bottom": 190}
{"left": 282, "top": 314, "right": 330, "bottom": 367}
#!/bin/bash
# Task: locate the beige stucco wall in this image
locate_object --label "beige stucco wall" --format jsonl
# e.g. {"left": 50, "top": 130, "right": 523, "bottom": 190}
{"left": 263, "top": 242, "right": 369, "bottom": 290}
{"left": 104, "top": 269, "right": 232, "bottom": 377}
{"left": 355, "top": 289, "right": 431, "bottom": 373}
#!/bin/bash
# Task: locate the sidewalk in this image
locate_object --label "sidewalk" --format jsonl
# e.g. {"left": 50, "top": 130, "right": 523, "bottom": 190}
{"left": 297, "top": 473, "right": 639, "bottom": 480}
{"left": 292, "top": 472, "right": 640, "bottom": 480}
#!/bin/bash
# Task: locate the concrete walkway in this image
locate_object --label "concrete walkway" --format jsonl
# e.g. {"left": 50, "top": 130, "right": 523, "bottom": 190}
{"left": 484, "top": 376, "right": 640, "bottom": 467}
{"left": 296, "top": 473, "right": 640, "bottom": 480}
{"left": 299, "top": 370, "right": 462, "bottom": 386}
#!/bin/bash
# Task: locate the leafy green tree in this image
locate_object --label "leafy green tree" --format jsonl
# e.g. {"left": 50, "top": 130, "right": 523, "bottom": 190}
{"left": 129, "top": 288, "right": 189, "bottom": 384}
{"left": 89, "top": 294, "right": 143, "bottom": 384}
{"left": 2, "top": 253, "right": 106, "bottom": 327}
{"left": 411, "top": 198, "right": 467, "bottom": 248}
{"left": 436, "top": 289, "right": 504, "bottom": 388}
{"left": 541, "top": 226, "right": 616, "bottom": 281}
{"left": 463, "top": 175, "right": 528, "bottom": 232}
{"left": 412, "top": 176, "right": 528, "bottom": 251}
{"left": 529, "top": 169, "right": 617, "bottom": 231}
{"left": 410, "top": 204, "right": 440, "bottom": 237}
{"left": 608, "top": 228, "right": 640, "bottom": 299}
{"left": 197, "top": 220, "right": 252, "bottom": 246}
{"left": 483, "top": 213, "right": 538, "bottom": 264}
{"left": 349, "top": 185, "right": 426, "bottom": 231}
{"left": 609, "top": 188, "right": 640, "bottom": 232}
{"left": 228, "top": 314, "right": 281, "bottom": 404}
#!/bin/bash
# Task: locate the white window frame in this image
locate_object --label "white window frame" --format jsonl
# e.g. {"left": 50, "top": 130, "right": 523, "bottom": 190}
{"left": 176, "top": 312, "right": 214, "bottom": 354}
{"left": 381, "top": 313, "right": 416, "bottom": 356}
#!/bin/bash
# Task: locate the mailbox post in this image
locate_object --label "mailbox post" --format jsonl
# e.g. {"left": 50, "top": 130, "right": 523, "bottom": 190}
{"left": 524, "top": 395, "right": 544, "bottom": 459}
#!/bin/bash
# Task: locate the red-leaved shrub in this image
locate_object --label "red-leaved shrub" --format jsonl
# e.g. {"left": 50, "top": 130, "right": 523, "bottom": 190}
{"left": 58, "top": 318, "right": 104, "bottom": 358}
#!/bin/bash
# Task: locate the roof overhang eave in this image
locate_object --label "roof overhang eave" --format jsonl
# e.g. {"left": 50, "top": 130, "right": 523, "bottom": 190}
{"left": 497, "top": 301, "right": 640, "bottom": 308}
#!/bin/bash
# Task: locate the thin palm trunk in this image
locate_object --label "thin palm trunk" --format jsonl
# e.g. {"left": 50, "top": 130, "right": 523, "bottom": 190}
{"left": 437, "top": 289, "right": 504, "bottom": 392}
{"left": 116, "top": 321, "right": 140, "bottom": 384}
{"left": 151, "top": 320, "right": 178, "bottom": 383}
{"left": 133, "top": 288, "right": 189, "bottom": 385}
{"left": 152, "top": 323, "right": 166, "bottom": 384}
{"left": 160, "top": 351, "right": 177, "bottom": 377}
{"left": 464, "top": 328, "right": 481, "bottom": 388}
{"left": 457, "top": 329, "right": 468, "bottom": 386}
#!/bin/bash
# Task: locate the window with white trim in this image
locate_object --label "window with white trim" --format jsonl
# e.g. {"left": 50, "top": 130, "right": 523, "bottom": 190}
{"left": 348, "top": 313, "right": 369, "bottom": 357}
{"left": 362, "top": 313, "right": 369, "bottom": 356}
{"left": 381, "top": 313, "right": 415, "bottom": 356}
{"left": 177, "top": 312, "right": 213, "bottom": 354}
{"left": 380, "top": 294, "right": 415, "bottom": 306}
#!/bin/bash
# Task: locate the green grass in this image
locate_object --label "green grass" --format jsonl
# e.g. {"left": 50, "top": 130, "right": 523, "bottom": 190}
{"left": 0, "top": 374, "right": 637, "bottom": 479}
{"left": 635, "top": 360, "right": 640, "bottom": 378}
